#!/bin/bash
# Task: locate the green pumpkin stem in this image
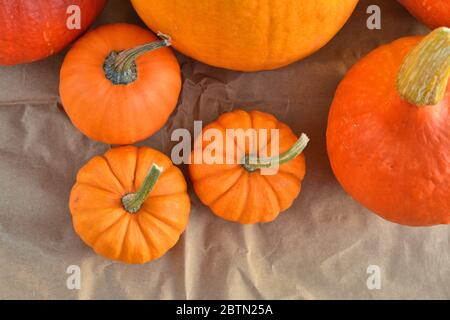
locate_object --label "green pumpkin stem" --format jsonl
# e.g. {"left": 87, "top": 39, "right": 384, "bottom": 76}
{"left": 243, "top": 133, "right": 309, "bottom": 172}
{"left": 103, "top": 32, "right": 172, "bottom": 85}
{"left": 397, "top": 27, "right": 450, "bottom": 106}
{"left": 122, "top": 164, "right": 163, "bottom": 214}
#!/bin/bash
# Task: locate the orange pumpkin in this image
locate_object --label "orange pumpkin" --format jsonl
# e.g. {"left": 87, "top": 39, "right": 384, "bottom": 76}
{"left": 399, "top": 0, "right": 449, "bottom": 29}
{"left": 0, "top": 0, "right": 106, "bottom": 65}
{"left": 69, "top": 146, "right": 190, "bottom": 264}
{"left": 327, "top": 27, "right": 450, "bottom": 226}
{"left": 60, "top": 23, "right": 181, "bottom": 145}
{"left": 189, "top": 110, "right": 309, "bottom": 224}
{"left": 131, "top": 0, "right": 359, "bottom": 71}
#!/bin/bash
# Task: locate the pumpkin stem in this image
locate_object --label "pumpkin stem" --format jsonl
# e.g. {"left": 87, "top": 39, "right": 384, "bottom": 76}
{"left": 397, "top": 27, "right": 450, "bottom": 106}
{"left": 122, "top": 163, "right": 163, "bottom": 214}
{"left": 103, "top": 32, "right": 172, "bottom": 85}
{"left": 242, "top": 133, "right": 309, "bottom": 172}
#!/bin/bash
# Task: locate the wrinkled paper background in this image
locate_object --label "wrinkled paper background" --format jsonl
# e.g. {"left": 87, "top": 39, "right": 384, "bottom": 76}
{"left": 1, "top": 0, "right": 449, "bottom": 299}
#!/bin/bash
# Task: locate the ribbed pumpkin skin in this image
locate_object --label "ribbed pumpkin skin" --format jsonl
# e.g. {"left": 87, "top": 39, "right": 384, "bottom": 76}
{"left": 327, "top": 36, "right": 450, "bottom": 227}
{"left": 70, "top": 146, "right": 190, "bottom": 264}
{"left": 0, "top": 0, "right": 106, "bottom": 65}
{"left": 189, "top": 110, "right": 306, "bottom": 224}
{"left": 399, "top": 0, "right": 450, "bottom": 29}
{"left": 59, "top": 23, "right": 181, "bottom": 145}
{"left": 131, "top": 0, "right": 359, "bottom": 71}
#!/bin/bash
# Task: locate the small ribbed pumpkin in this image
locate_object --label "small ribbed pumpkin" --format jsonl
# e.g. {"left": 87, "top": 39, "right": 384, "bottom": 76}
{"left": 189, "top": 110, "right": 309, "bottom": 224}
{"left": 69, "top": 146, "right": 190, "bottom": 264}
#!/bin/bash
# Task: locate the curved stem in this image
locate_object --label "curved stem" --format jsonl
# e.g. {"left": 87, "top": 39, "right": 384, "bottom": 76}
{"left": 243, "top": 133, "right": 309, "bottom": 172}
{"left": 103, "top": 32, "right": 172, "bottom": 85}
{"left": 397, "top": 27, "right": 450, "bottom": 106}
{"left": 114, "top": 33, "right": 171, "bottom": 73}
{"left": 122, "top": 164, "right": 163, "bottom": 214}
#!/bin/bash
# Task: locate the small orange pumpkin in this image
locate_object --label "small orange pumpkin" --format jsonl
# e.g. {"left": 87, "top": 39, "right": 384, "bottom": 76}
{"left": 69, "top": 146, "right": 190, "bottom": 264}
{"left": 327, "top": 27, "right": 450, "bottom": 226}
{"left": 399, "top": 0, "right": 449, "bottom": 29}
{"left": 60, "top": 23, "right": 181, "bottom": 145}
{"left": 189, "top": 110, "right": 309, "bottom": 224}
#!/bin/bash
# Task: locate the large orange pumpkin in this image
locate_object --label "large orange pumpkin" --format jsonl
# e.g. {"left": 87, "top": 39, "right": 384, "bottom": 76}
{"left": 60, "top": 23, "right": 181, "bottom": 145}
{"left": 70, "top": 146, "right": 190, "bottom": 264}
{"left": 0, "top": 0, "right": 107, "bottom": 65}
{"left": 399, "top": 0, "right": 449, "bottom": 29}
{"left": 189, "top": 110, "right": 309, "bottom": 224}
{"left": 327, "top": 27, "right": 450, "bottom": 226}
{"left": 131, "top": 0, "right": 359, "bottom": 71}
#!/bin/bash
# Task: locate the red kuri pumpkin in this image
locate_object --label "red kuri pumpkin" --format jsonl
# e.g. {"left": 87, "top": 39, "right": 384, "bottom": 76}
{"left": 70, "top": 146, "right": 191, "bottom": 264}
{"left": 60, "top": 23, "right": 181, "bottom": 145}
{"left": 327, "top": 27, "right": 450, "bottom": 226}
{"left": 399, "top": 0, "right": 449, "bottom": 29}
{"left": 189, "top": 110, "right": 309, "bottom": 224}
{"left": 0, "top": 0, "right": 107, "bottom": 65}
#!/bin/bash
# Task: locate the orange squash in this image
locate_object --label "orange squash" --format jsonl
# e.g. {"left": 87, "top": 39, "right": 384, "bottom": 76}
{"left": 189, "top": 110, "right": 309, "bottom": 224}
{"left": 69, "top": 146, "right": 190, "bottom": 264}
{"left": 131, "top": 0, "right": 359, "bottom": 71}
{"left": 0, "top": 0, "right": 106, "bottom": 65}
{"left": 327, "top": 27, "right": 450, "bottom": 226}
{"left": 399, "top": 0, "right": 449, "bottom": 29}
{"left": 60, "top": 23, "right": 181, "bottom": 145}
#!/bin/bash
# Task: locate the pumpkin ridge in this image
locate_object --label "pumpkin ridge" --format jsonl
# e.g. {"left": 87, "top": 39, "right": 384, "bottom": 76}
{"left": 143, "top": 191, "right": 190, "bottom": 202}
{"left": 137, "top": 212, "right": 181, "bottom": 259}
{"left": 212, "top": 111, "right": 278, "bottom": 160}
{"left": 276, "top": 168, "right": 303, "bottom": 183}
{"left": 72, "top": 181, "right": 123, "bottom": 197}
{"left": 131, "top": 146, "right": 140, "bottom": 192}
{"left": 235, "top": 172, "right": 250, "bottom": 223}
{"left": 118, "top": 218, "right": 152, "bottom": 264}
{"left": 249, "top": 111, "right": 279, "bottom": 153}
{"left": 100, "top": 155, "right": 128, "bottom": 193}
{"left": 133, "top": 216, "right": 155, "bottom": 261}
{"left": 117, "top": 215, "right": 133, "bottom": 262}
{"left": 262, "top": 172, "right": 303, "bottom": 211}
{"left": 91, "top": 213, "right": 129, "bottom": 252}
{"left": 211, "top": 172, "right": 249, "bottom": 222}
{"left": 261, "top": 175, "right": 282, "bottom": 212}
{"left": 255, "top": 174, "right": 281, "bottom": 218}
{"left": 207, "top": 121, "right": 243, "bottom": 156}
{"left": 209, "top": 172, "right": 247, "bottom": 212}
{"left": 215, "top": 117, "right": 248, "bottom": 155}
{"left": 156, "top": 164, "right": 178, "bottom": 182}
{"left": 72, "top": 206, "right": 124, "bottom": 227}
{"left": 190, "top": 166, "right": 241, "bottom": 183}
{"left": 198, "top": 168, "right": 245, "bottom": 206}
{"left": 139, "top": 205, "right": 184, "bottom": 233}
{"left": 70, "top": 184, "right": 124, "bottom": 212}
{"left": 240, "top": 175, "right": 256, "bottom": 224}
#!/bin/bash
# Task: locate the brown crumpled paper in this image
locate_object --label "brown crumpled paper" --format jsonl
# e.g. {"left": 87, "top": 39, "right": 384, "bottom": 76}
{"left": 1, "top": 0, "right": 449, "bottom": 300}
